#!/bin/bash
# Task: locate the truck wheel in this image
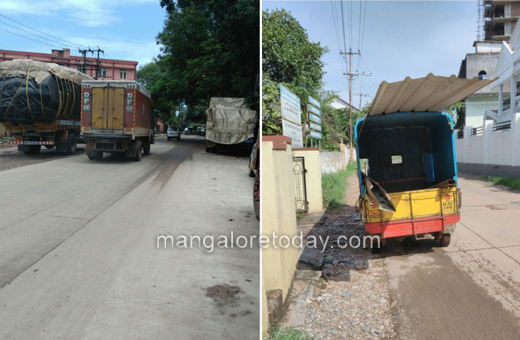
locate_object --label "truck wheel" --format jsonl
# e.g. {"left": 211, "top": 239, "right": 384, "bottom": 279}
{"left": 143, "top": 143, "right": 151, "bottom": 155}
{"left": 253, "top": 171, "right": 260, "bottom": 221}
{"left": 88, "top": 152, "right": 103, "bottom": 161}
{"left": 135, "top": 140, "right": 142, "bottom": 162}
{"left": 67, "top": 133, "right": 77, "bottom": 155}
{"left": 440, "top": 233, "right": 451, "bottom": 247}
{"left": 24, "top": 145, "right": 41, "bottom": 154}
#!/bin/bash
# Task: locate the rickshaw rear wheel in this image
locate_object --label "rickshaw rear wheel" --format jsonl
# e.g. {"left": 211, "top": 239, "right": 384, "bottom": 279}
{"left": 370, "top": 237, "right": 382, "bottom": 254}
{"left": 439, "top": 233, "right": 451, "bottom": 247}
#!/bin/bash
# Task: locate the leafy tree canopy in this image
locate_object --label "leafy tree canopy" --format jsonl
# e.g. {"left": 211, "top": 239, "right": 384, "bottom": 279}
{"left": 157, "top": 0, "right": 259, "bottom": 122}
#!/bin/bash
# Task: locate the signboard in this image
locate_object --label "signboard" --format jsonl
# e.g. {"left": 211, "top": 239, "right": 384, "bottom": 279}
{"left": 308, "top": 96, "right": 321, "bottom": 109}
{"left": 282, "top": 119, "right": 304, "bottom": 148}
{"left": 308, "top": 104, "right": 321, "bottom": 116}
{"left": 310, "top": 130, "right": 322, "bottom": 139}
{"left": 280, "top": 84, "right": 301, "bottom": 125}
{"left": 310, "top": 122, "right": 322, "bottom": 132}
{"left": 309, "top": 113, "right": 321, "bottom": 124}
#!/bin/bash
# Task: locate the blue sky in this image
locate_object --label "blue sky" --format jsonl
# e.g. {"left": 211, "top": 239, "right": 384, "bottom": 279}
{"left": 0, "top": 0, "right": 167, "bottom": 67}
{"left": 263, "top": 1, "right": 478, "bottom": 109}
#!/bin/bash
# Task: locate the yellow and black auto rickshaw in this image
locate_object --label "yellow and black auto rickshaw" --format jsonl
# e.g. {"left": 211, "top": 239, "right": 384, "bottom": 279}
{"left": 355, "top": 74, "right": 495, "bottom": 252}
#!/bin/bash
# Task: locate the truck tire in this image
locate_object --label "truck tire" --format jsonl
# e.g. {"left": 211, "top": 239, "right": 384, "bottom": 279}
{"left": 67, "top": 133, "right": 77, "bottom": 155}
{"left": 143, "top": 143, "right": 151, "bottom": 155}
{"left": 88, "top": 152, "right": 103, "bottom": 161}
{"left": 135, "top": 140, "right": 142, "bottom": 162}
{"left": 24, "top": 145, "right": 41, "bottom": 154}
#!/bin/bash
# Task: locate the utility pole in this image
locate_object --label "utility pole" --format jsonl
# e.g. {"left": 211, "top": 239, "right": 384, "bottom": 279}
{"left": 78, "top": 48, "right": 88, "bottom": 75}
{"left": 93, "top": 47, "right": 104, "bottom": 79}
{"left": 358, "top": 72, "right": 371, "bottom": 113}
{"left": 341, "top": 49, "right": 360, "bottom": 162}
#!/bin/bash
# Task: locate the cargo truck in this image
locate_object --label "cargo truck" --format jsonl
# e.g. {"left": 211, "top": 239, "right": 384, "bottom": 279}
{"left": 80, "top": 80, "right": 155, "bottom": 161}
{"left": 205, "top": 97, "right": 258, "bottom": 153}
{"left": 0, "top": 59, "right": 92, "bottom": 154}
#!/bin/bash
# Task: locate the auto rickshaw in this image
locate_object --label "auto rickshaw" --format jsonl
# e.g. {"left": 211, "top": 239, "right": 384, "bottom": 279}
{"left": 355, "top": 74, "right": 494, "bottom": 252}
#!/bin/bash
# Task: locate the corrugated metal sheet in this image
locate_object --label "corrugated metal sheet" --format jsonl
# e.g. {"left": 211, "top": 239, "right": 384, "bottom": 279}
{"left": 368, "top": 74, "right": 497, "bottom": 116}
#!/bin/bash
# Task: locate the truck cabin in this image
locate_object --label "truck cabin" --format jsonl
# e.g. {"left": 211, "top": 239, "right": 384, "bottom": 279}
{"left": 355, "top": 111, "right": 457, "bottom": 194}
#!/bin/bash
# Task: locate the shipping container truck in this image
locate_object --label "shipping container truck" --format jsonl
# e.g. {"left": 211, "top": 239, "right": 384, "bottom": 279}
{"left": 80, "top": 80, "right": 155, "bottom": 161}
{"left": 0, "top": 59, "right": 92, "bottom": 154}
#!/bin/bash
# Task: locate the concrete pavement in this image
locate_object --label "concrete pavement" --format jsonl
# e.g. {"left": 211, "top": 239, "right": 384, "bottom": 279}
{"left": 0, "top": 135, "right": 259, "bottom": 339}
{"left": 384, "top": 176, "right": 520, "bottom": 339}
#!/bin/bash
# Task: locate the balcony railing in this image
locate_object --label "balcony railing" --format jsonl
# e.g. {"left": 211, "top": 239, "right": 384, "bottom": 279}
{"left": 493, "top": 120, "right": 511, "bottom": 132}
{"left": 470, "top": 126, "right": 483, "bottom": 137}
{"left": 456, "top": 130, "right": 464, "bottom": 139}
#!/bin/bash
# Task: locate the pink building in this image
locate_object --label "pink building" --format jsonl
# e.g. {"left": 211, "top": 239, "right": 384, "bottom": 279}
{"left": 0, "top": 48, "right": 137, "bottom": 80}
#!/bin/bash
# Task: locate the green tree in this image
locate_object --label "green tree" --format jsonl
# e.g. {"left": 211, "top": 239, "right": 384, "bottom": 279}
{"left": 262, "top": 9, "right": 325, "bottom": 92}
{"left": 444, "top": 102, "right": 465, "bottom": 125}
{"left": 136, "top": 59, "right": 177, "bottom": 124}
{"left": 157, "top": 0, "right": 259, "bottom": 122}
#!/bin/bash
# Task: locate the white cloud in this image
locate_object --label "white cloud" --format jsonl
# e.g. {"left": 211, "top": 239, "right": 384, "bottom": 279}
{"left": 0, "top": 0, "right": 158, "bottom": 27}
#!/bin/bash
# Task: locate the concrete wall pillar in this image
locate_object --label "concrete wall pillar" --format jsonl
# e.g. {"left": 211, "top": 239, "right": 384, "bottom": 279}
{"left": 483, "top": 120, "right": 493, "bottom": 164}
{"left": 511, "top": 76, "right": 517, "bottom": 115}
{"left": 512, "top": 112, "right": 520, "bottom": 166}
{"left": 499, "top": 84, "right": 504, "bottom": 116}
{"left": 463, "top": 125, "right": 472, "bottom": 163}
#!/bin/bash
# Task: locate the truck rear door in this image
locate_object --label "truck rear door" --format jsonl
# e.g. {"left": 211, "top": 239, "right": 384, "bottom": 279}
{"left": 91, "top": 87, "right": 125, "bottom": 130}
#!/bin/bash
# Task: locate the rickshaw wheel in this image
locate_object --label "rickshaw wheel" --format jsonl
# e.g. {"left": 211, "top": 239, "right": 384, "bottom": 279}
{"left": 439, "top": 233, "right": 451, "bottom": 247}
{"left": 370, "top": 237, "right": 382, "bottom": 254}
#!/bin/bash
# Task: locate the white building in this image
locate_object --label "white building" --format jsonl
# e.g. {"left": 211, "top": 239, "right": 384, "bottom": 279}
{"left": 458, "top": 41, "right": 502, "bottom": 128}
{"left": 493, "top": 21, "right": 520, "bottom": 123}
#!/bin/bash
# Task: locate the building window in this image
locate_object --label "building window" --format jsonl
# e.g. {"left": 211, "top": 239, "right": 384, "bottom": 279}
{"left": 97, "top": 67, "right": 107, "bottom": 78}
{"left": 478, "top": 71, "right": 487, "bottom": 80}
{"left": 77, "top": 65, "right": 86, "bottom": 74}
{"left": 120, "top": 68, "right": 127, "bottom": 79}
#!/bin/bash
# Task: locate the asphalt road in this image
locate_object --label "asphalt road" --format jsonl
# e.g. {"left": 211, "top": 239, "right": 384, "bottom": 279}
{"left": 383, "top": 176, "right": 520, "bottom": 340}
{"left": 0, "top": 135, "right": 259, "bottom": 339}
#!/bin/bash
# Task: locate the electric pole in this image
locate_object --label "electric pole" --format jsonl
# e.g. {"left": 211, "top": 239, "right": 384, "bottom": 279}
{"left": 78, "top": 48, "right": 88, "bottom": 74}
{"left": 341, "top": 49, "right": 360, "bottom": 162}
{"left": 93, "top": 47, "right": 104, "bottom": 79}
{"left": 358, "top": 72, "right": 371, "bottom": 114}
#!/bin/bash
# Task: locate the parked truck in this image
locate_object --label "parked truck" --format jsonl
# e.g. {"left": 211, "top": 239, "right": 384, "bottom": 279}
{"left": 0, "top": 59, "right": 92, "bottom": 154}
{"left": 205, "top": 97, "right": 258, "bottom": 153}
{"left": 80, "top": 80, "right": 155, "bottom": 161}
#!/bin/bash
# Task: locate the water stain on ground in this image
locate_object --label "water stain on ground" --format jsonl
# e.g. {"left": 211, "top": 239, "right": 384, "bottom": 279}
{"left": 206, "top": 284, "right": 241, "bottom": 308}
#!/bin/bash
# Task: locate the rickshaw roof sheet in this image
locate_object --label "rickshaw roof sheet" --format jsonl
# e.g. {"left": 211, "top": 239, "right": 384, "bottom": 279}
{"left": 367, "top": 74, "right": 496, "bottom": 116}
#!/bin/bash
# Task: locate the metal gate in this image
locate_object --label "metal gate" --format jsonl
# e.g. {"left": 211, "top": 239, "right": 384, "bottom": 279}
{"left": 293, "top": 157, "right": 308, "bottom": 212}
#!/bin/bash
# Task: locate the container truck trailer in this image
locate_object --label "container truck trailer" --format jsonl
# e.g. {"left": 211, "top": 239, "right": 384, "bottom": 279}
{"left": 0, "top": 59, "right": 92, "bottom": 154}
{"left": 80, "top": 80, "right": 155, "bottom": 161}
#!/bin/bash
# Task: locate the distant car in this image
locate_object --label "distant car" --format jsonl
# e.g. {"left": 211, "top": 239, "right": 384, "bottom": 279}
{"left": 167, "top": 126, "right": 181, "bottom": 140}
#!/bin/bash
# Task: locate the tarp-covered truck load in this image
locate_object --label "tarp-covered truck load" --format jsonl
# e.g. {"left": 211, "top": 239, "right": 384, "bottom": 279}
{"left": 205, "top": 97, "right": 258, "bottom": 153}
{"left": 0, "top": 59, "right": 93, "bottom": 155}
{"left": 0, "top": 59, "right": 92, "bottom": 126}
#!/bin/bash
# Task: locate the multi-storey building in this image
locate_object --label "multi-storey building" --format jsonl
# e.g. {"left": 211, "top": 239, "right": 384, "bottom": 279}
{"left": 0, "top": 48, "right": 137, "bottom": 80}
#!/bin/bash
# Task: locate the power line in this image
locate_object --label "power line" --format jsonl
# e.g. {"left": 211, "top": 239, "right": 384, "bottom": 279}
{"left": 0, "top": 20, "right": 75, "bottom": 49}
{"left": 0, "top": 13, "right": 84, "bottom": 48}
{"left": 0, "top": 27, "right": 64, "bottom": 49}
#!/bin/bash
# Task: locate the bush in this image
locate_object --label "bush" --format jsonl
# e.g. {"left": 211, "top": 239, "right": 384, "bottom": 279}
{"left": 322, "top": 162, "right": 357, "bottom": 209}
{"left": 267, "top": 327, "right": 313, "bottom": 340}
{"left": 485, "top": 176, "right": 520, "bottom": 190}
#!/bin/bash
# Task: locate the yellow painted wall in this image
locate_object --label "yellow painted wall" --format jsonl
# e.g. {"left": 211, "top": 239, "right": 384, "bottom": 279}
{"left": 261, "top": 138, "right": 299, "bottom": 335}
{"left": 293, "top": 149, "right": 323, "bottom": 213}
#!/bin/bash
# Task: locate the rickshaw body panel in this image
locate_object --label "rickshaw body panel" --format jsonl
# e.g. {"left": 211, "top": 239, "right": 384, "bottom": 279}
{"left": 355, "top": 111, "right": 460, "bottom": 240}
